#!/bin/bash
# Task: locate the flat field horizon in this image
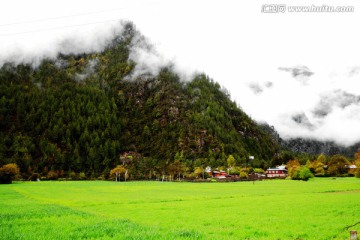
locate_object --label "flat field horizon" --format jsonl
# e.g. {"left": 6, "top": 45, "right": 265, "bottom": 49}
{"left": 1, "top": 178, "right": 360, "bottom": 239}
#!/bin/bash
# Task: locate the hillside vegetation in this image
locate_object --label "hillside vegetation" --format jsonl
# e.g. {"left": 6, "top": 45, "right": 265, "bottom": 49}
{"left": 0, "top": 23, "right": 281, "bottom": 180}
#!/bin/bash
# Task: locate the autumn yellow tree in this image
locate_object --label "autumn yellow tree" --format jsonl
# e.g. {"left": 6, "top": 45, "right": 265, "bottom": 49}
{"left": 313, "top": 160, "right": 325, "bottom": 176}
{"left": 317, "top": 153, "right": 327, "bottom": 164}
{"left": 0, "top": 163, "right": 20, "bottom": 184}
{"left": 110, "top": 165, "right": 127, "bottom": 181}
{"left": 355, "top": 148, "right": 360, "bottom": 160}
{"left": 354, "top": 148, "right": 360, "bottom": 178}
{"left": 286, "top": 159, "right": 301, "bottom": 178}
{"left": 193, "top": 167, "right": 203, "bottom": 179}
{"left": 327, "top": 154, "right": 350, "bottom": 177}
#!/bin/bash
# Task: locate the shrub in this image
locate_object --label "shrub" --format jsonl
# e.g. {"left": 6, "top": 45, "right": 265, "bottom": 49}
{"left": 299, "top": 166, "right": 314, "bottom": 181}
{"left": 0, "top": 163, "right": 20, "bottom": 184}
{"left": 292, "top": 169, "right": 300, "bottom": 180}
{"left": 239, "top": 171, "right": 248, "bottom": 179}
{"left": 29, "top": 173, "right": 40, "bottom": 181}
{"left": 229, "top": 167, "right": 240, "bottom": 175}
{"left": 292, "top": 166, "right": 314, "bottom": 181}
{"left": 79, "top": 172, "right": 86, "bottom": 180}
{"left": 253, "top": 168, "right": 265, "bottom": 174}
{"left": 47, "top": 170, "right": 59, "bottom": 180}
{"left": 97, "top": 175, "right": 106, "bottom": 180}
{"left": 68, "top": 171, "right": 77, "bottom": 180}
{"left": 355, "top": 169, "right": 360, "bottom": 178}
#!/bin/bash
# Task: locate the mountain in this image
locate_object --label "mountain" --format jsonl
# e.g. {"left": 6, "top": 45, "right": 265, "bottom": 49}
{"left": 0, "top": 23, "right": 282, "bottom": 179}
{"left": 259, "top": 122, "right": 359, "bottom": 159}
{"left": 282, "top": 138, "right": 359, "bottom": 159}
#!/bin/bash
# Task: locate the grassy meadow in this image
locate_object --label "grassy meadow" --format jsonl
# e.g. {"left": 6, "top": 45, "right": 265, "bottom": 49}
{"left": 1, "top": 178, "right": 360, "bottom": 239}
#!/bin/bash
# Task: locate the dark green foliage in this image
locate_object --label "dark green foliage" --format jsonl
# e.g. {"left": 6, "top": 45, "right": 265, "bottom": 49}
{"left": 0, "top": 23, "right": 281, "bottom": 179}
{"left": 29, "top": 173, "right": 40, "bottom": 181}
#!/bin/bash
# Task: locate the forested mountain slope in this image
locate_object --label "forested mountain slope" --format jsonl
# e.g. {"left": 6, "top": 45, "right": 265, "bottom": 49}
{"left": 0, "top": 23, "right": 281, "bottom": 179}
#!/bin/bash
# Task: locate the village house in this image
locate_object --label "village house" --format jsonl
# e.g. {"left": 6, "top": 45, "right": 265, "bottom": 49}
{"left": 209, "top": 170, "right": 229, "bottom": 179}
{"left": 266, "top": 165, "right": 288, "bottom": 178}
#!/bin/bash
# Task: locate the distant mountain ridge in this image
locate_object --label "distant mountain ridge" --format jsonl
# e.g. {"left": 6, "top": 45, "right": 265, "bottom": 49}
{"left": 259, "top": 123, "right": 359, "bottom": 158}
{"left": 282, "top": 138, "right": 359, "bottom": 158}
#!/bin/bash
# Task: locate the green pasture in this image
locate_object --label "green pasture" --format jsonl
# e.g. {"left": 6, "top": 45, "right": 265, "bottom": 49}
{"left": 1, "top": 178, "right": 360, "bottom": 239}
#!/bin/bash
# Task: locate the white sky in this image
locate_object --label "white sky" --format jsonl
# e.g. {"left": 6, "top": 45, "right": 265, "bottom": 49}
{"left": 1, "top": 0, "right": 360, "bottom": 146}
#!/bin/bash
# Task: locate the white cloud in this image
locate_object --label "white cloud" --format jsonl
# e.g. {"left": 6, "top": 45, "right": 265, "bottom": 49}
{"left": 245, "top": 65, "right": 360, "bottom": 146}
{"left": 1, "top": 0, "right": 360, "bottom": 145}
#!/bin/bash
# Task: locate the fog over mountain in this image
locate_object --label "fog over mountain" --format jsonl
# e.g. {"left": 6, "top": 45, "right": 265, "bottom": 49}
{"left": 1, "top": 0, "right": 360, "bottom": 146}
{"left": 250, "top": 65, "right": 360, "bottom": 146}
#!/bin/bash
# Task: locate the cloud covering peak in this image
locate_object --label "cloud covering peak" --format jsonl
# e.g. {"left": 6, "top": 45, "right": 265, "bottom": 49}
{"left": 244, "top": 64, "right": 360, "bottom": 146}
{"left": 1, "top": 0, "right": 360, "bottom": 146}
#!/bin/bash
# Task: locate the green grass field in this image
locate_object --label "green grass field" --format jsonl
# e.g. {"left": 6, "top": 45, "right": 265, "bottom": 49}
{"left": 1, "top": 178, "right": 360, "bottom": 239}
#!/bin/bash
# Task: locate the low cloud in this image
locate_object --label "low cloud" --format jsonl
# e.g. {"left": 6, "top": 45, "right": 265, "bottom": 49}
{"left": 74, "top": 58, "right": 99, "bottom": 83}
{"left": 126, "top": 33, "right": 170, "bottom": 79}
{"left": 348, "top": 66, "right": 360, "bottom": 77}
{"left": 279, "top": 65, "right": 314, "bottom": 78}
{"left": 247, "top": 81, "right": 273, "bottom": 95}
{"left": 126, "top": 30, "right": 195, "bottom": 82}
{"left": 0, "top": 21, "right": 194, "bottom": 83}
{"left": 0, "top": 22, "right": 125, "bottom": 68}
{"left": 244, "top": 65, "right": 360, "bottom": 147}
{"left": 248, "top": 82, "right": 263, "bottom": 95}
{"left": 312, "top": 90, "right": 360, "bottom": 118}
{"left": 291, "top": 112, "right": 315, "bottom": 130}
{"left": 278, "top": 65, "right": 314, "bottom": 85}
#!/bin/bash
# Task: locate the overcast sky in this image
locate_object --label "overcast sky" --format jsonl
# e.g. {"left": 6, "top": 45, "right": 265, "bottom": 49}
{"left": 1, "top": 0, "right": 360, "bottom": 146}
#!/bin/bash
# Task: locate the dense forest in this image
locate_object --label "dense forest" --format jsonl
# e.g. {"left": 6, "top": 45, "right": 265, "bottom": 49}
{"left": 0, "top": 23, "right": 284, "bottom": 180}
{"left": 1, "top": 22, "right": 359, "bottom": 182}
